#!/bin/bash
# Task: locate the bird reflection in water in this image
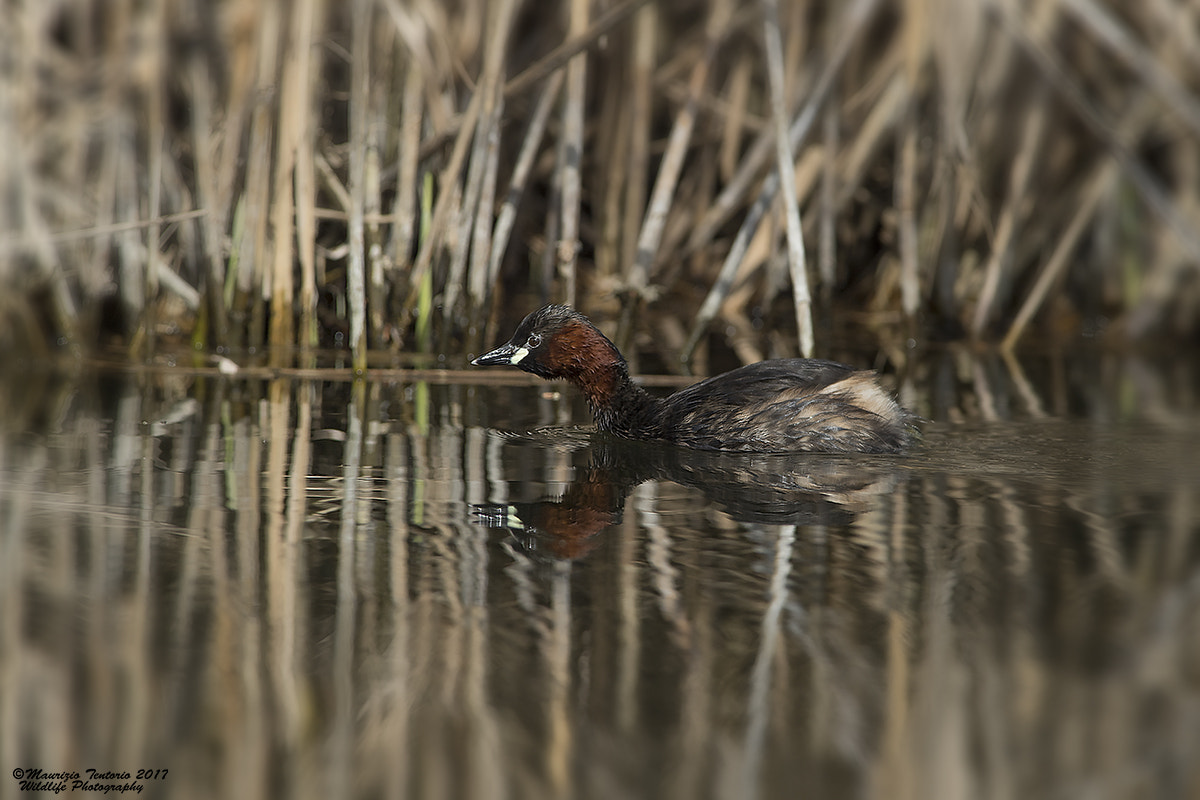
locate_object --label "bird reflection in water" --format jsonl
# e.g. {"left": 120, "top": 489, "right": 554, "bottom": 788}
{"left": 473, "top": 433, "right": 906, "bottom": 559}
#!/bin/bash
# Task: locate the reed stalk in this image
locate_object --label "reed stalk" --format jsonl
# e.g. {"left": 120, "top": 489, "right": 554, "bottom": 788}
{"left": 626, "top": 0, "right": 733, "bottom": 298}
{"left": 447, "top": 0, "right": 517, "bottom": 320}
{"left": 416, "top": 172, "right": 434, "bottom": 354}
{"left": 895, "top": 108, "right": 920, "bottom": 320}
{"left": 819, "top": 105, "right": 839, "bottom": 298}
{"left": 971, "top": 89, "right": 1047, "bottom": 337}
{"left": 486, "top": 72, "right": 563, "bottom": 301}
{"left": 348, "top": 0, "right": 371, "bottom": 372}
{"left": 366, "top": 26, "right": 391, "bottom": 350}
{"left": 390, "top": 59, "right": 423, "bottom": 275}
{"left": 402, "top": 86, "right": 483, "bottom": 312}
{"left": 269, "top": 0, "right": 319, "bottom": 360}
{"left": 187, "top": 26, "right": 228, "bottom": 350}
{"left": 761, "top": 0, "right": 813, "bottom": 357}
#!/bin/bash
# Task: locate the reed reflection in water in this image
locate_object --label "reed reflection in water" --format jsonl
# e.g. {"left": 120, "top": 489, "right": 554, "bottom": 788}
{"left": 2, "top": 360, "right": 1198, "bottom": 800}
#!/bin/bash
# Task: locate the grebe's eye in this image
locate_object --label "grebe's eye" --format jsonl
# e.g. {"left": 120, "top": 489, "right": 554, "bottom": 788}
{"left": 527, "top": 333, "right": 542, "bottom": 348}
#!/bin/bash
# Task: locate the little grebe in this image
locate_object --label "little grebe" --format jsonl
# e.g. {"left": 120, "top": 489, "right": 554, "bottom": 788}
{"left": 472, "top": 305, "right": 914, "bottom": 454}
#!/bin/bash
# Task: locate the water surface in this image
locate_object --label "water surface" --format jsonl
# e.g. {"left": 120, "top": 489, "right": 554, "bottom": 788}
{"left": 3, "top": 352, "right": 1198, "bottom": 799}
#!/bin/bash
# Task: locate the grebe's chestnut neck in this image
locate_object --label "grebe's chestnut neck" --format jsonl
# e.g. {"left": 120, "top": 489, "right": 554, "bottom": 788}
{"left": 472, "top": 305, "right": 661, "bottom": 434}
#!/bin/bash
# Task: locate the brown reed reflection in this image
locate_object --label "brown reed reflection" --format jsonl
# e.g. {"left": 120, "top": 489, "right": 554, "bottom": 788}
{"left": 1, "top": 353, "right": 1198, "bottom": 800}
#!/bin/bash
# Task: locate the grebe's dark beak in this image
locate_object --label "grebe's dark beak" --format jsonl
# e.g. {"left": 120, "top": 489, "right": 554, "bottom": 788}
{"left": 472, "top": 342, "right": 526, "bottom": 367}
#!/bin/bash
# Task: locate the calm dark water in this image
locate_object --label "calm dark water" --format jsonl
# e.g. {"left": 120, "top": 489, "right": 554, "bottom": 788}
{"left": 2, "top": 351, "right": 1199, "bottom": 800}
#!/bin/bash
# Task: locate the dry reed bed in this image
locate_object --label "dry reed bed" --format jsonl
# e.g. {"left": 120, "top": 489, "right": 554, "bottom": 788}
{"left": 2, "top": 0, "right": 1198, "bottom": 367}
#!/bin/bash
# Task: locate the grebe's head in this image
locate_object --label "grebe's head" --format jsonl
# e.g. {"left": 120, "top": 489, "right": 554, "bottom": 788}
{"left": 472, "top": 305, "right": 624, "bottom": 381}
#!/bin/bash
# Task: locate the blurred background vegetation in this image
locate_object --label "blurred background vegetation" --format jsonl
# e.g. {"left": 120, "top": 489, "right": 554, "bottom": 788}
{"left": 2, "top": 0, "right": 1198, "bottom": 370}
